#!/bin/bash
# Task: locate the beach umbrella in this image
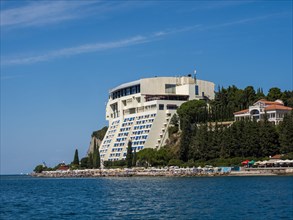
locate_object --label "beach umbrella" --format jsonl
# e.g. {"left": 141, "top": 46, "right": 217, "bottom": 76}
{"left": 254, "top": 161, "right": 261, "bottom": 165}
{"left": 241, "top": 160, "right": 250, "bottom": 165}
{"left": 248, "top": 160, "right": 255, "bottom": 165}
{"left": 284, "top": 159, "right": 293, "bottom": 164}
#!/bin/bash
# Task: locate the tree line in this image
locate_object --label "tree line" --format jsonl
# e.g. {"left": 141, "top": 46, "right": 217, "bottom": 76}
{"left": 210, "top": 86, "right": 293, "bottom": 121}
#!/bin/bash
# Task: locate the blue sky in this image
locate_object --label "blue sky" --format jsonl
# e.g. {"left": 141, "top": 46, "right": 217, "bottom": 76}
{"left": 1, "top": 0, "right": 292, "bottom": 174}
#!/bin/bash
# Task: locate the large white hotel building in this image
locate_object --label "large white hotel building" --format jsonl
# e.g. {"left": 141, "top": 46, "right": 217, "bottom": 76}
{"left": 99, "top": 76, "right": 215, "bottom": 161}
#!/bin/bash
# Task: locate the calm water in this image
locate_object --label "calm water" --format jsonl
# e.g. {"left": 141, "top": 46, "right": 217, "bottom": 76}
{"left": 1, "top": 175, "right": 292, "bottom": 220}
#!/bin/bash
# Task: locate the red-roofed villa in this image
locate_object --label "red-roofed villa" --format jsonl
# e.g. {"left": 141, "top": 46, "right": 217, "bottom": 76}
{"left": 234, "top": 99, "right": 292, "bottom": 124}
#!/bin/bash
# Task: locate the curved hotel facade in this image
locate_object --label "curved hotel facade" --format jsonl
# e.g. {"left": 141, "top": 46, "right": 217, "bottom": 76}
{"left": 100, "top": 76, "right": 215, "bottom": 162}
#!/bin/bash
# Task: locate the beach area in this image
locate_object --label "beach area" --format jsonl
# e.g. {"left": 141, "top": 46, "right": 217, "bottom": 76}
{"left": 31, "top": 166, "right": 293, "bottom": 178}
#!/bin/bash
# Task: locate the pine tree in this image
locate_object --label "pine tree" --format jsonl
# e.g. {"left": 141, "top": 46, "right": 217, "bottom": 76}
{"left": 279, "top": 111, "right": 293, "bottom": 153}
{"left": 267, "top": 87, "right": 282, "bottom": 101}
{"left": 126, "top": 141, "right": 133, "bottom": 168}
{"left": 259, "top": 114, "right": 279, "bottom": 157}
{"left": 256, "top": 88, "right": 265, "bottom": 101}
{"left": 72, "top": 149, "right": 79, "bottom": 166}
{"left": 87, "top": 153, "right": 93, "bottom": 169}
{"left": 219, "top": 125, "right": 229, "bottom": 158}
{"left": 179, "top": 117, "right": 192, "bottom": 162}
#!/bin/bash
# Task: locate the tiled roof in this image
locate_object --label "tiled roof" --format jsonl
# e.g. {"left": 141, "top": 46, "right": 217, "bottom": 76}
{"left": 265, "top": 105, "right": 292, "bottom": 111}
{"left": 233, "top": 109, "right": 249, "bottom": 115}
{"left": 256, "top": 99, "right": 283, "bottom": 106}
{"left": 271, "top": 154, "right": 282, "bottom": 159}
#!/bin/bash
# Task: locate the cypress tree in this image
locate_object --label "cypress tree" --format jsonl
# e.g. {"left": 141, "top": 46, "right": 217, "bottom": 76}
{"left": 132, "top": 148, "right": 137, "bottom": 167}
{"left": 126, "top": 141, "right": 133, "bottom": 168}
{"left": 73, "top": 149, "right": 79, "bottom": 166}
{"left": 87, "top": 153, "right": 93, "bottom": 169}
{"left": 92, "top": 139, "right": 101, "bottom": 168}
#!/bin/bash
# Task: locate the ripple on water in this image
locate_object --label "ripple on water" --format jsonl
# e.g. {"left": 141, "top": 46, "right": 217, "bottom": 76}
{"left": 0, "top": 176, "right": 293, "bottom": 219}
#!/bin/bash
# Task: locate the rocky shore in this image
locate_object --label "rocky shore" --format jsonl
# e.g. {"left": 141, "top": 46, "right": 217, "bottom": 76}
{"left": 31, "top": 167, "right": 293, "bottom": 178}
{"left": 31, "top": 167, "right": 230, "bottom": 178}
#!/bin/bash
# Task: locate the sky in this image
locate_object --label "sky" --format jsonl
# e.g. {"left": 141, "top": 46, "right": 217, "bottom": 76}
{"left": 1, "top": 0, "right": 292, "bottom": 174}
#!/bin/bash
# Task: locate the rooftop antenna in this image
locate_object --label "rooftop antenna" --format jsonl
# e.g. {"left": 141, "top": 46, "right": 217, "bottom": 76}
{"left": 193, "top": 67, "right": 197, "bottom": 83}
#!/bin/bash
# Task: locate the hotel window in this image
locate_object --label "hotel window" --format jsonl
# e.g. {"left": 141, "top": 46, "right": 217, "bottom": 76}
{"left": 167, "top": 104, "right": 178, "bottom": 110}
{"left": 165, "top": 84, "right": 176, "bottom": 94}
{"left": 159, "top": 104, "right": 164, "bottom": 110}
{"left": 195, "top": 85, "right": 199, "bottom": 95}
{"left": 126, "top": 88, "right": 131, "bottom": 95}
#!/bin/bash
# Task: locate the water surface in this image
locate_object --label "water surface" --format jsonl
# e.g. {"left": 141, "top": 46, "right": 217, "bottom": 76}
{"left": 1, "top": 175, "right": 292, "bottom": 219}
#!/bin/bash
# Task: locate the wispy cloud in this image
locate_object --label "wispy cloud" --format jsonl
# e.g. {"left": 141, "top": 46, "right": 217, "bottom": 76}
{"left": 199, "top": 13, "right": 280, "bottom": 31}
{"left": 1, "top": 1, "right": 90, "bottom": 27}
{"left": 1, "top": 13, "right": 281, "bottom": 66}
{"left": 178, "top": 0, "right": 256, "bottom": 13}
{"left": 0, "top": 1, "right": 139, "bottom": 28}
{"left": 152, "top": 25, "right": 202, "bottom": 37}
{"left": 2, "top": 36, "right": 149, "bottom": 65}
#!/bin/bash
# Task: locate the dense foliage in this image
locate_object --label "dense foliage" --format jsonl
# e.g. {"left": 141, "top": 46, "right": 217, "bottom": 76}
{"left": 210, "top": 86, "right": 293, "bottom": 121}
{"left": 91, "top": 126, "right": 108, "bottom": 140}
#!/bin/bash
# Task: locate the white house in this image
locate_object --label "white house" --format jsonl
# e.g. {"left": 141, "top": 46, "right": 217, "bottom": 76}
{"left": 234, "top": 99, "right": 292, "bottom": 124}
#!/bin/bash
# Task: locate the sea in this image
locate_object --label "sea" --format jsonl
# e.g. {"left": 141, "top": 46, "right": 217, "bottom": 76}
{"left": 1, "top": 175, "right": 292, "bottom": 220}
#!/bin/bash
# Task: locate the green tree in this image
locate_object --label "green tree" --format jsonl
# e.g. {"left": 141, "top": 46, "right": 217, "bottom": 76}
{"left": 137, "top": 148, "right": 156, "bottom": 167}
{"left": 72, "top": 149, "right": 79, "bottom": 166}
{"left": 259, "top": 114, "right": 279, "bottom": 157}
{"left": 256, "top": 88, "right": 265, "bottom": 100}
{"left": 168, "top": 113, "right": 179, "bottom": 136}
{"left": 279, "top": 111, "right": 293, "bottom": 153}
{"left": 243, "top": 86, "right": 256, "bottom": 108}
{"left": 177, "top": 100, "right": 208, "bottom": 125}
{"left": 132, "top": 148, "right": 137, "bottom": 167}
{"left": 126, "top": 141, "right": 133, "bottom": 168}
{"left": 177, "top": 100, "right": 207, "bottom": 161}
{"left": 281, "top": 90, "right": 293, "bottom": 107}
{"left": 92, "top": 139, "right": 101, "bottom": 168}
{"left": 267, "top": 87, "right": 282, "bottom": 101}
{"left": 34, "top": 164, "right": 45, "bottom": 173}
{"left": 91, "top": 126, "right": 108, "bottom": 140}
{"left": 80, "top": 157, "right": 88, "bottom": 168}
{"left": 191, "top": 123, "right": 209, "bottom": 160}
{"left": 170, "top": 113, "right": 179, "bottom": 126}
{"left": 179, "top": 116, "right": 192, "bottom": 162}
{"left": 87, "top": 153, "right": 93, "bottom": 169}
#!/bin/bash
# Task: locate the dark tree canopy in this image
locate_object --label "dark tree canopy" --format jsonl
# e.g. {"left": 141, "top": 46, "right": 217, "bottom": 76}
{"left": 72, "top": 149, "right": 79, "bottom": 166}
{"left": 126, "top": 141, "right": 133, "bottom": 168}
{"left": 91, "top": 126, "right": 108, "bottom": 140}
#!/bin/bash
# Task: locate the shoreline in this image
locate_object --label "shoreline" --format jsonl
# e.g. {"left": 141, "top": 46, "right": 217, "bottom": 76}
{"left": 31, "top": 167, "right": 293, "bottom": 178}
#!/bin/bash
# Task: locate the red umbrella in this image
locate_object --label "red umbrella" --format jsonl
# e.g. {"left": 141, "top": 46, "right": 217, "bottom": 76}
{"left": 241, "top": 160, "right": 250, "bottom": 165}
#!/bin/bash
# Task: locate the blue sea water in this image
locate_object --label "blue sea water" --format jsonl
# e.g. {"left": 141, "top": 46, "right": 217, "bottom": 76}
{"left": 1, "top": 175, "right": 292, "bottom": 220}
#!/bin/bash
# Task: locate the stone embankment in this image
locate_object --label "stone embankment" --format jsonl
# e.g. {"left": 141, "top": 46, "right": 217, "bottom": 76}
{"left": 31, "top": 167, "right": 293, "bottom": 178}
{"left": 31, "top": 167, "right": 230, "bottom": 178}
{"left": 230, "top": 167, "right": 293, "bottom": 176}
